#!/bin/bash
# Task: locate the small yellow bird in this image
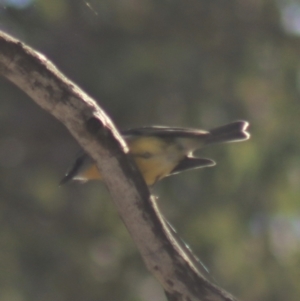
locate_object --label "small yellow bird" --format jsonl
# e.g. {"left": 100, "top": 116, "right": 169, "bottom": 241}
{"left": 60, "top": 121, "right": 250, "bottom": 186}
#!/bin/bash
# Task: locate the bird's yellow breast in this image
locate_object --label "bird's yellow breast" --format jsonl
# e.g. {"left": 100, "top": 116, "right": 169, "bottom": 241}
{"left": 128, "top": 136, "right": 183, "bottom": 185}
{"left": 79, "top": 136, "right": 183, "bottom": 186}
{"left": 80, "top": 164, "right": 103, "bottom": 181}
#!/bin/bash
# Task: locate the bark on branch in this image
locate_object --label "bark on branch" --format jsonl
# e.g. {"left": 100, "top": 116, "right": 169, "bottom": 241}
{"left": 0, "top": 31, "right": 238, "bottom": 301}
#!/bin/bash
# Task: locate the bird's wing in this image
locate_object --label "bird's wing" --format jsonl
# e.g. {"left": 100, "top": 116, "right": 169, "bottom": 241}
{"left": 170, "top": 156, "right": 216, "bottom": 176}
{"left": 122, "top": 126, "right": 208, "bottom": 139}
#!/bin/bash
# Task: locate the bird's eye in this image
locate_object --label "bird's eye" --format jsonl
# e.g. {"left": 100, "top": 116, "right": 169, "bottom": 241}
{"left": 142, "top": 152, "right": 152, "bottom": 159}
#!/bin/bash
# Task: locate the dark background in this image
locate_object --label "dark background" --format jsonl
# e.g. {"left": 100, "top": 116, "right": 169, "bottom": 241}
{"left": 1, "top": 0, "right": 300, "bottom": 300}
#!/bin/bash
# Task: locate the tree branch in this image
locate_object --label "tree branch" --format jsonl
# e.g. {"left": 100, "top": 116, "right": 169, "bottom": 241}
{"left": 0, "top": 31, "right": 238, "bottom": 301}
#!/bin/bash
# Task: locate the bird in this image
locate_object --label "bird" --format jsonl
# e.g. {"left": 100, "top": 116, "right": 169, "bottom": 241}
{"left": 60, "top": 121, "right": 250, "bottom": 186}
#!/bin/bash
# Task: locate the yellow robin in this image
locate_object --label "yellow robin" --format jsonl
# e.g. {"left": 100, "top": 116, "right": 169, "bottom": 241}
{"left": 60, "top": 121, "right": 250, "bottom": 186}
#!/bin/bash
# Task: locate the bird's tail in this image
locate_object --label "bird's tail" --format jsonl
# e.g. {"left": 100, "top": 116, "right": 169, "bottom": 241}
{"left": 206, "top": 121, "right": 250, "bottom": 145}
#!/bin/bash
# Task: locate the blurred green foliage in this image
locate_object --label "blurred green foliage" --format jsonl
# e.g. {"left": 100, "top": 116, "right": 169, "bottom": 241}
{"left": 1, "top": 0, "right": 300, "bottom": 300}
